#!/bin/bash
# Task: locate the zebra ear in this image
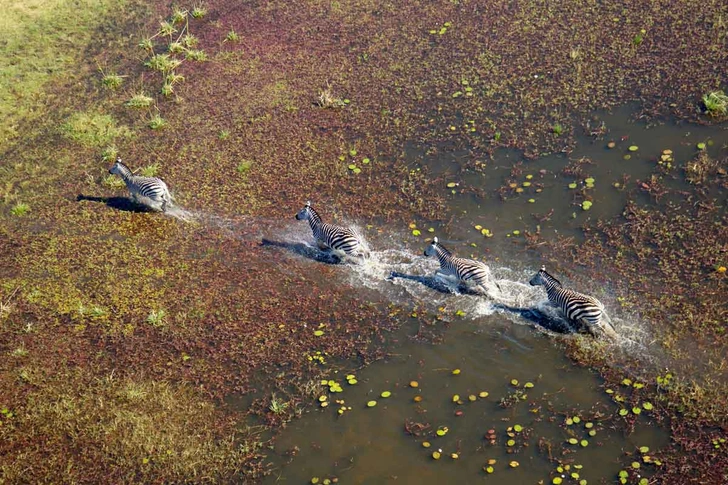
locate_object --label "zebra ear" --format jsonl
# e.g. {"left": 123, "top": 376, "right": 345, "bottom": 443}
{"left": 540, "top": 265, "right": 546, "bottom": 271}
{"left": 432, "top": 237, "right": 439, "bottom": 244}
{"left": 305, "top": 201, "right": 311, "bottom": 207}
{"left": 116, "top": 157, "right": 122, "bottom": 163}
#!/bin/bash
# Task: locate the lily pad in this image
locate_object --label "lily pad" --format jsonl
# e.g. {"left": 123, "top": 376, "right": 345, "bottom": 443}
{"left": 580, "top": 440, "right": 588, "bottom": 447}
{"left": 452, "top": 368, "right": 461, "bottom": 375}
{"left": 410, "top": 381, "right": 419, "bottom": 388}
{"left": 697, "top": 142, "right": 706, "bottom": 150}
{"left": 366, "top": 400, "right": 377, "bottom": 408}
{"left": 381, "top": 391, "right": 391, "bottom": 398}
{"left": 513, "top": 424, "right": 523, "bottom": 432}
{"left": 446, "top": 182, "right": 457, "bottom": 188}
{"left": 314, "top": 330, "right": 324, "bottom": 336}
{"left": 582, "top": 200, "right": 593, "bottom": 210}
{"left": 642, "top": 402, "right": 653, "bottom": 410}
{"left": 432, "top": 451, "right": 441, "bottom": 460}
{"left": 628, "top": 145, "right": 639, "bottom": 151}
{"left": 568, "top": 182, "right": 577, "bottom": 189}
{"left": 412, "top": 229, "right": 421, "bottom": 236}
{"left": 362, "top": 158, "right": 371, "bottom": 164}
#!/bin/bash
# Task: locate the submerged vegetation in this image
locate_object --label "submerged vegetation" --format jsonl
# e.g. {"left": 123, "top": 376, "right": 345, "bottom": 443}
{"left": 0, "top": 0, "right": 726, "bottom": 482}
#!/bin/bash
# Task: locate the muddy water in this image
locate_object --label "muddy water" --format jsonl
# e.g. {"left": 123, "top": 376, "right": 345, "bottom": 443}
{"left": 259, "top": 109, "right": 726, "bottom": 483}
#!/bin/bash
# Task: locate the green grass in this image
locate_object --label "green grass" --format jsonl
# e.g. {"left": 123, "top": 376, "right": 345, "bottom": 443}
{"left": 61, "top": 112, "right": 131, "bottom": 147}
{"left": 148, "top": 114, "right": 167, "bottom": 130}
{"left": 237, "top": 160, "right": 253, "bottom": 175}
{"left": 126, "top": 93, "right": 154, "bottom": 108}
{"left": 225, "top": 30, "right": 240, "bottom": 42}
{"left": 703, "top": 90, "right": 728, "bottom": 117}
{"left": 139, "top": 164, "right": 160, "bottom": 177}
{"left": 0, "top": 0, "right": 121, "bottom": 145}
{"left": 0, "top": 371, "right": 264, "bottom": 482}
{"left": 10, "top": 202, "right": 30, "bottom": 216}
{"left": 146, "top": 309, "right": 167, "bottom": 327}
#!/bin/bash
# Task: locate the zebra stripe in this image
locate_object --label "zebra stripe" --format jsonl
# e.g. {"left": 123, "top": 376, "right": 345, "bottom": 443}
{"left": 424, "top": 237, "right": 496, "bottom": 292}
{"left": 529, "top": 266, "right": 617, "bottom": 338}
{"left": 109, "top": 158, "right": 173, "bottom": 212}
{"left": 295, "top": 201, "right": 368, "bottom": 258}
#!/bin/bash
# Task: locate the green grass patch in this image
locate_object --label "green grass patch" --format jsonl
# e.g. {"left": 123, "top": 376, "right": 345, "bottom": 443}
{"left": 0, "top": 371, "right": 265, "bottom": 482}
{"left": 60, "top": 112, "right": 131, "bottom": 148}
{"left": 703, "top": 91, "right": 728, "bottom": 117}
{"left": 0, "top": 0, "right": 122, "bottom": 145}
{"left": 10, "top": 202, "right": 30, "bottom": 216}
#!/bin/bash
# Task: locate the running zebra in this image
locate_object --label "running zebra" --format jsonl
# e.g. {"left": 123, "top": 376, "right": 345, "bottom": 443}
{"left": 424, "top": 237, "right": 500, "bottom": 296}
{"left": 108, "top": 158, "right": 174, "bottom": 212}
{"left": 529, "top": 266, "right": 617, "bottom": 339}
{"left": 295, "top": 201, "right": 369, "bottom": 259}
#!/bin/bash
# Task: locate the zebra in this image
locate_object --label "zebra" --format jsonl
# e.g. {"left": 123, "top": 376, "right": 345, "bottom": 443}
{"left": 529, "top": 266, "right": 617, "bottom": 339}
{"left": 108, "top": 158, "right": 174, "bottom": 212}
{"left": 294, "top": 201, "right": 369, "bottom": 259}
{"left": 424, "top": 237, "right": 500, "bottom": 296}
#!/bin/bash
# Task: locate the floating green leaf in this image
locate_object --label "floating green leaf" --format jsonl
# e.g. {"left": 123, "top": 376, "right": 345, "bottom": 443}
{"left": 313, "top": 330, "right": 324, "bottom": 336}
{"left": 568, "top": 438, "right": 578, "bottom": 445}
{"left": 366, "top": 400, "right": 377, "bottom": 408}
{"left": 582, "top": 200, "right": 593, "bottom": 210}
{"left": 447, "top": 182, "right": 457, "bottom": 188}
{"left": 628, "top": 145, "right": 639, "bottom": 151}
{"left": 362, "top": 157, "right": 371, "bottom": 164}
{"left": 381, "top": 391, "right": 391, "bottom": 398}
{"left": 507, "top": 439, "right": 516, "bottom": 446}
{"left": 619, "top": 408, "right": 628, "bottom": 416}
{"left": 513, "top": 424, "right": 523, "bottom": 432}
{"left": 568, "top": 182, "right": 578, "bottom": 189}
{"left": 697, "top": 142, "right": 706, "bottom": 150}
{"left": 642, "top": 402, "right": 653, "bottom": 410}
{"left": 580, "top": 440, "right": 588, "bottom": 447}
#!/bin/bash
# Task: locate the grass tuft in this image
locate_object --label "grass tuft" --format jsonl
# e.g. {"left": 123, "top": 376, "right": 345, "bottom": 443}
{"left": 61, "top": 112, "right": 131, "bottom": 147}
{"left": 148, "top": 114, "right": 167, "bottom": 130}
{"left": 702, "top": 91, "right": 728, "bottom": 117}
{"left": 125, "top": 93, "right": 154, "bottom": 108}
{"left": 10, "top": 202, "right": 30, "bottom": 216}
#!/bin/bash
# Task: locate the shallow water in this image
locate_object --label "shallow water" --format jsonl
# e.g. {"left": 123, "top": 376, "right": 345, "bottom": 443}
{"left": 250, "top": 106, "right": 726, "bottom": 483}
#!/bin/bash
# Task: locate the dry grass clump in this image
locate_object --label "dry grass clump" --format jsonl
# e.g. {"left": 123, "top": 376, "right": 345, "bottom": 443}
{"left": 0, "top": 370, "right": 265, "bottom": 483}
{"left": 684, "top": 151, "right": 722, "bottom": 185}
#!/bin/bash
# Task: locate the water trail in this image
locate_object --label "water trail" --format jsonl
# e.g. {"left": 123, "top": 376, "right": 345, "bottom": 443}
{"left": 259, "top": 221, "right": 654, "bottom": 349}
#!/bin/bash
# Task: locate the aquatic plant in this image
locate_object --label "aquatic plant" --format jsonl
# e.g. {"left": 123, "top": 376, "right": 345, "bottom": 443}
{"left": 702, "top": 91, "right": 728, "bottom": 116}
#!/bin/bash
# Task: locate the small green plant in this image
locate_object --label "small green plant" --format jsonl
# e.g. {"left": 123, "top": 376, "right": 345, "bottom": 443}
{"left": 632, "top": 29, "right": 646, "bottom": 47}
{"left": 218, "top": 130, "right": 230, "bottom": 141}
{"left": 145, "top": 53, "right": 182, "bottom": 73}
{"left": 146, "top": 309, "right": 167, "bottom": 327}
{"left": 494, "top": 131, "right": 501, "bottom": 142}
{"left": 148, "top": 115, "right": 167, "bottom": 130}
{"left": 102, "top": 174, "right": 126, "bottom": 189}
{"left": 99, "top": 68, "right": 124, "bottom": 89}
{"left": 138, "top": 37, "right": 154, "bottom": 51}
{"left": 171, "top": 8, "right": 188, "bottom": 24}
{"left": 139, "top": 164, "right": 160, "bottom": 177}
{"left": 182, "top": 34, "right": 199, "bottom": 48}
{"left": 10, "top": 203, "right": 30, "bottom": 216}
{"left": 702, "top": 90, "right": 728, "bottom": 117}
{"left": 101, "top": 146, "right": 118, "bottom": 163}
{"left": 552, "top": 123, "right": 564, "bottom": 136}
{"left": 269, "top": 394, "right": 289, "bottom": 415}
{"left": 185, "top": 49, "right": 207, "bottom": 61}
{"left": 225, "top": 30, "right": 239, "bottom": 42}
{"left": 159, "top": 21, "right": 177, "bottom": 37}
{"left": 11, "top": 346, "right": 28, "bottom": 357}
{"left": 125, "top": 93, "right": 154, "bottom": 108}
{"left": 237, "top": 160, "right": 253, "bottom": 175}
{"left": 317, "top": 82, "right": 345, "bottom": 108}
{"left": 191, "top": 5, "right": 207, "bottom": 18}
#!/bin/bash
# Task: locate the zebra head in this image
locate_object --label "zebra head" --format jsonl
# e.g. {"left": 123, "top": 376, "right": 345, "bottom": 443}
{"left": 295, "top": 201, "right": 313, "bottom": 221}
{"left": 424, "top": 237, "right": 440, "bottom": 257}
{"left": 109, "top": 157, "right": 128, "bottom": 176}
{"left": 529, "top": 265, "right": 549, "bottom": 286}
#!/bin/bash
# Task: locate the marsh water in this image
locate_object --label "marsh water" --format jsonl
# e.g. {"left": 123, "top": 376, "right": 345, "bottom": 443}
{"left": 251, "top": 107, "right": 726, "bottom": 484}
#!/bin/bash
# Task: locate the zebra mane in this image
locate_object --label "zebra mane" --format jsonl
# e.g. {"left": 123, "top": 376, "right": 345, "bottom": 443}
{"left": 432, "top": 237, "right": 452, "bottom": 256}
{"left": 540, "top": 266, "right": 562, "bottom": 287}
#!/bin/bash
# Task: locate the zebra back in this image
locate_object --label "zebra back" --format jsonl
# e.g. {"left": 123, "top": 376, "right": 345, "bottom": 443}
{"left": 297, "top": 202, "right": 364, "bottom": 256}
{"left": 426, "top": 238, "right": 491, "bottom": 285}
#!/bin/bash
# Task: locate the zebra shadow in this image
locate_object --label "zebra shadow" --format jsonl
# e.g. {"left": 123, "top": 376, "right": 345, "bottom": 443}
{"left": 260, "top": 238, "right": 343, "bottom": 265}
{"left": 388, "top": 272, "right": 573, "bottom": 334}
{"left": 386, "top": 271, "right": 483, "bottom": 296}
{"left": 490, "top": 303, "right": 573, "bottom": 334}
{"left": 76, "top": 194, "right": 151, "bottom": 213}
